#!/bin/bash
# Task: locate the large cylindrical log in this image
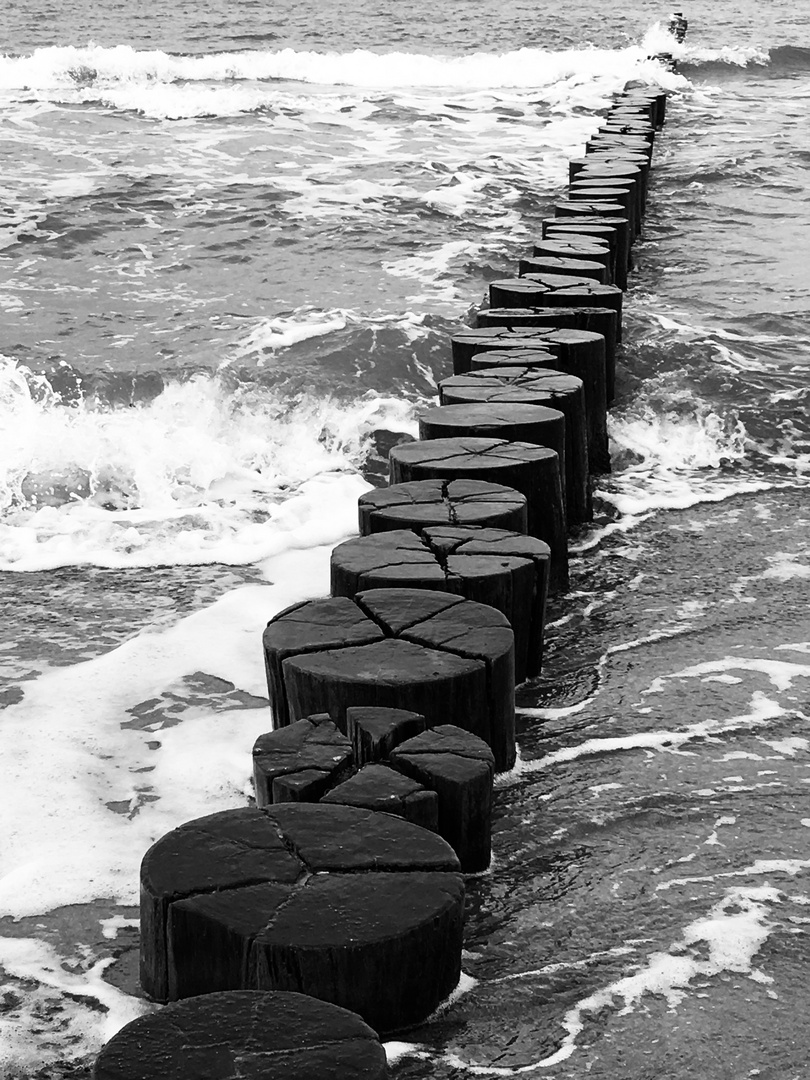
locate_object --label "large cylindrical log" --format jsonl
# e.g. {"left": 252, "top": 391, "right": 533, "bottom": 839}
{"left": 476, "top": 305, "right": 617, "bottom": 401}
{"left": 265, "top": 589, "right": 517, "bottom": 768}
{"left": 550, "top": 208, "right": 631, "bottom": 284}
{"left": 438, "top": 366, "right": 590, "bottom": 525}
{"left": 449, "top": 326, "right": 609, "bottom": 471}
{"left": 140, "top": 804, "right": 464, "bottom": 1032}
{"left": 570, "top": 160, "right": 644, "bottom": 217}
{"left": 451, "top": 326, "right": 560, "bottom": 374}
{"left": 554, "top": 199, "right": 624, "bottom": 218}
{"left": 488, "top": 273, "right": 622, "bottom": 345}
{"left": 417, "top": 401, "right": 568, "bottom": 516}
{"left": 93, "top": 991, "right": 389, "bottom": 1080}
{"left": 568, "top": 183, "right": 636, "bottom": 236}
{"left": 518, "top": 255, "right": 608, "bottom": 283}
{"left": 572, "top": 157, "right": 648, "bottom": 212}
{"left": 330, "top": 526, "right": 550, "bottom": 682}
{"left": 390, "top": 724, "right": 496, "bottom": 873}
{"left": 389, "top": 438, "right": 567, "bottom": 592}
{"left": 529, "top": 237, "right": 612, "bottom": 282}
{"left": 542, "top": 216, "right": 630, "bottom": 289}
{"left": 358, "top": 477, "right": 527, "bottom": 536}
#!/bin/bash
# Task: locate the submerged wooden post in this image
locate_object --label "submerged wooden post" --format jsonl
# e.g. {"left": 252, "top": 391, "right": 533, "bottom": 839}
{"left": 529, "top": 237, "right": 613, "bottom": 282}
{"left": 263, "top": 588, "right": 517, "bottom": 768}
{"left": 390, "top": 725, "right": 496, "bottom": 873}
{"left": 139, "top": 804, "right": 464, "bottom": 1034}
{"left": 389, "top": 438, "right": 568, "bottom": 594}
{"left": 450, "top": 326, "right": 609, "bottom": 472}
{"left": 417, "top": 401, "right": 569, "bottom": 519}
{"left": 358, "top": 477, "right": 528, "bottom": 536}
{"left": 94, "top": 991, "right": 389, "bottom": 1080}
{"left": 331, "top": 526, "right": 551, "bottom": 682}
{"left": 438, "top": 366, "right": 591, "bottom": 525}
{"left": 518, "top": 255, "right": 608, "bottom": 283}
{"left": 476, "top": 304, "right": 618, "bottom": 401}
{"left": 543, "top": 216, "right": 630, "bottom": 289}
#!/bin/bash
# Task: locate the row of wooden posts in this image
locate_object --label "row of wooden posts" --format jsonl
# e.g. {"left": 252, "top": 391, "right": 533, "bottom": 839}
{"left": 94, "top": 81, "right": 670, "bottom": 1078}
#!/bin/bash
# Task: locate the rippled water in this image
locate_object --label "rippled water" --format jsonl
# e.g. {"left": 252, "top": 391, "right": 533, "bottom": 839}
{"left": 1, "top": 0, "right": 809, "bottom": 1075}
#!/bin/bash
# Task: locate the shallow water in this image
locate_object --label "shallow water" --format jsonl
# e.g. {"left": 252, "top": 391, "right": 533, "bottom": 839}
{"left": 1, "top": 1, "right": 809, "bottom": 1075}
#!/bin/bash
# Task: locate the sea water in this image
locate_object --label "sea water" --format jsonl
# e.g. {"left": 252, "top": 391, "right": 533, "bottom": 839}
{"left": 1, "top": 1, "right": 809, "bottom": 1076}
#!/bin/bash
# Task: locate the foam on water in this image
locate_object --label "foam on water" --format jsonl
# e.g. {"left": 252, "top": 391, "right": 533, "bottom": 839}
{"left": 0, "top": 357, "right": 419, "bottom": 570}
{"left": 0, "top": 938, "right": 152, "bottom": 1067}
{"left": 582, "top": 386, "right": 778, "bottom": 544}
{"left": 437, "top": 884, "right": 782, "bottom": 1076}
{"left": 508, "top": 691, "right": 787, "bottom": 783}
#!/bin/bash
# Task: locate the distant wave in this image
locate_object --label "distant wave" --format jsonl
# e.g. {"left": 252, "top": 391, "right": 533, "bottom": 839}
{"left": 681, "top": 43, "right": 810, "bottom": 78}
{"left": 0, "top": 41, "right": 681, "bottom": 93}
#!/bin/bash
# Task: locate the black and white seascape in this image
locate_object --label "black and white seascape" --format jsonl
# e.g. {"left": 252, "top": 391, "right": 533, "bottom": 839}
{"left": 1, "top": 0, "right": 810, "bottom": 1076}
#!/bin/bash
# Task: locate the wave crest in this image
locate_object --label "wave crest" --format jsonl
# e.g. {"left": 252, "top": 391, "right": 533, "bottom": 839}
{"left": 0, "top": 357, "right": 417, "bottom": 571}
{"left": 0, "top": 41, "right": 681, "bottom": 94}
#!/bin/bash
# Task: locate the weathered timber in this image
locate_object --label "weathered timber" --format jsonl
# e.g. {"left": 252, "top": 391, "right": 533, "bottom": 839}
{"left": 476, "top": 304, "right": 618, "bottom": 399}
{"left": 542, "top": 216, "right": 630, "bottom": 289}
{"left": 358, "top": 477, "right": 527, "bottom": 537}
{"left": 389, "top": 438, "right": 567, "bottom": 595}
{"left": 140, "top": 804, "right": 463, "bottom": 1033}
{"left": 572, "top": 157, "right": 648, "bottom": 212}
{"left": 528, "top": 237, "right": 612, "bottom": 282}
{"left": 390, "top": 724, "right": 495, "bottom": 874}
{"left": 417, "top": 401, "right": 568, "bottom": 518}
{"left": 92, "top": 990, "right": 389, "bottom": 1080}
{"left": 264, "top": 588, "right": 516, "bottom": 768}
{"left": 320, "top": 764, "right": 439, "bottom": 831}
{"left": 554, "top": 199, "right": 625, "bottom": 218}
{"left": 517, "top": 255, "right": 608, "bottom": 283}
{"left": 330, "top": 526, "right": 550, "bottom": 681}
{"left": 252, "top": 713, "right": 353, "bottom": 807}
{"left": 568, "top": 182, "right": 636, "bottom": 236}
{"left": 449, "top": 326, "right": 609, "bottom": 471}
{"left": 346, "top": 705, "right": 427, "bottom": 766}
{"left": 438, "top": 366, "right": 591, "bottom": 525}
{"left": 488, "top": 272, "right": 623, "bottom": 342}
{"left": 582, "top": 156, "right": 651, "bottom": 206}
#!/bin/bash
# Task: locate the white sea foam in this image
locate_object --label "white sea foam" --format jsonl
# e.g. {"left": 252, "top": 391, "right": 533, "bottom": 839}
{"left": 506, "top": 692, "right": 785, "bottom": 783}
{"left": 0, "top": 357, "right": 421, "bottom": 570}
{"left": 0, "top": 43, "right": 682, "bottom": 96}
{"left": 762, "top": 552, "right": 810, "bottom": 580}
{"left": 645, "top": 656, "right": 810, "bottom": 695}
{"left": 227, "top": 310, "right": 350, "bottom": 359}
{"left": 0, "top": 938, "right": 152, "bottom": 1069}
{"left": 603, "top": 395, "right": 750, "bottom": 512}
{"left": 383, "top": 241, "right": 482, "bottom": 305}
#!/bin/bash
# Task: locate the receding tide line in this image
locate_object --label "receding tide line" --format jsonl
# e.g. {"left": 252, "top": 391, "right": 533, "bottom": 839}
{"left": 433, "top": 883, "right": 781, "bottom": 1074}
{"left": 499, "top": 691, "right": 789, "bottom": 787}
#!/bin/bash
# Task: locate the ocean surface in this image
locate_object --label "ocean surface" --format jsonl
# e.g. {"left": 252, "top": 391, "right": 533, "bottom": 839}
{"left": 1, "top": 1, "right": 810, "bottom": 1076}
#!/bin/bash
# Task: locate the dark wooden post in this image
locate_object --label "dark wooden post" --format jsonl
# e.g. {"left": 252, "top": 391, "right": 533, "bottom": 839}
{"left": 358, "top": 477, "right": 528, "bottom": 536}
{"left": 389, "top": 438, "right": 568, "bottom": 593}
{"left": 264, "top": 588, "right": 518, "bottom": 768}
{"left": 477, "top": 303, "right": 618, "bottom": 402}
{"left": 438, "top": 365, "right": 591, "bottom": 525}
{"left": 139, "top": 804, "right": 464, "bottom": 1033}
{"left": 93, "top": 991, "right": 389, "bottom": 1080}
{"left": 417, "top": 401, "right": 568, "bottom": 518}
{"left": 450, "top": 325, "right": 609, "bottom": 471}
